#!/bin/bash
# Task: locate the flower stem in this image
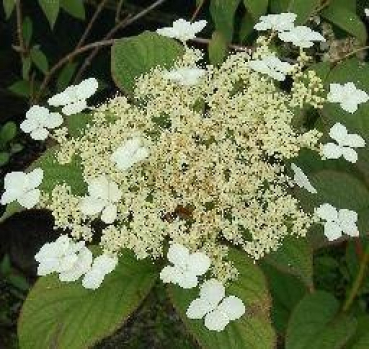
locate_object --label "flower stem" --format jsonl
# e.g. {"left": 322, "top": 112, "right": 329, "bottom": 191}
{"left": 342, "top": 243, "right": 369, "bottom": 312}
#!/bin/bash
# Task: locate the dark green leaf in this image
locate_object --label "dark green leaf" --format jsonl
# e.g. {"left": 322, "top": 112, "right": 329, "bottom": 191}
{"left": 22, "top": 17, "right": 33, "bottom": 45}
{"left": 111, "top": 31, "right": 184, "bottom": 94}
{"left": 265, "top": 236, "right": 313, "bottom": 288}
{"left": 210, "top": 0, "right": 241, "bottom": 41}
{"left": 56, "top": 62, "right": 77, "bottom": 92}
{"left": 8, "top": 80, "right": 30, "bottom": 98}
{"left": 60, "top": 0, "right": 85, "bottom": 20}
{"left": 243, "top": 0, "right": 268, "bottom": 21}
{"left": 286, "top": 291, "right": 357, "bottom": 349}
{"left": 270, "top": 0, "right": 319, "bottom": 24}
{"left": 18, "top": 251, "right": 157, "bottom": 349}
{"left": 0, "top": 121, "right": 17, "bottom": 143}
{"left": 321, "top": 5, "right": 367, "bottom": 44}
{"left": 22, "top": 57, "right": 31, "bottom": 80}
{"left": 168, "top": 248, "right": 276, "bottom": 349}
{"left": 0, "top": 152, "right": 10, "bottom": 166}
{"left": 208, "top": 31, "right": 228, "bottom": 65}
{"left": 3, "top": 0, "right": 15, "bottom": 19}
{"left": 348, "top": 316, "right": 369, "bottom": 348}
{"left": 30, "top": 47, "right": 49, "bottom": 74}
{"left": 38, "top": 0, "right": 60, "bottom": 28}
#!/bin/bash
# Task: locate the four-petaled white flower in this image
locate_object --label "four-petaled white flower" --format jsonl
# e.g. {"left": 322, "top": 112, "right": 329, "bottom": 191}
{"left": 111, "top": 137, "right": 149, "bottom": 171}
{"left": 80, "top": 176, "right": 122, "bottom": 224}
{"left": 1, "top": 168, "right": 43, "bottom": 209}
{"left": 82, "top": 254, "right": 118, "bottom": 290}
{"left": 35, "top": 235, "right": 92, "bottom": 282}
{"left": 327, "top": 82, "right": 369, "bottom": 113}
{"left": 156, "top": 19, "right": 207, "bottom": 42}
{"left": 315, "top": 203, "right": 359, "bottom": 241}
{"left": 186, "top": 279, "right": 245, "bottom": 332}
{"left": 248, "top": 55, "right": 293, "bottom": 81}
{"left": 279, "top": 26, "right": 325, "bottom": 48}
{"left": 160, "top": 243, "right": 211, "bottom": 289}
{"left": 291, "top": 163, "right": 317, "bottom": 194}
{"left": 20, "top": 105, "right": 63, "bottom": 140}
{"left": 164, "top": 67, "right": 206, "bottom": 86}
{"left": 48, "top": 78, "right": 98, "bottom": 115}
{"left": 365, "top": 8, "right": 369, "bottom": 17}
{"left": 254, "top": 13, "right": 296, "bottom": 32}
{"left": 322, "top": 123, "right": 365, "bottom": 163}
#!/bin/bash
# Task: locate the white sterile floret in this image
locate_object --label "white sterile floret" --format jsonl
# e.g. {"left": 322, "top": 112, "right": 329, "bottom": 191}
{"left": 365, "top": 9, "right": 369, "bottom": 17}
{"left": 156, "top": 19, "right": 207, "bottom": 42}
{"left": 111, "top": 137, "right": 149, "bottom": 171}
{"left": 278, "top": 26, "right": 325, "bottom": 48}
{"left": 254, "top": 13, "right": 296, "bottom": 32}
{"left": 163, "top": 67, "right": 206, "bottom": 86}
{"left": 248, "top": 55, "right": 293, "bottom": 81}
{"left": 291, "top": 163, "right": 317, "bottom": 194}
{"left": 315, "top": 203, "right": 359, "bottom": 241}
{"left": 35, "top": 235, "right": 92, "bottom": 281}
{"left": 82, "top": 254, "right": 118, "bottom": 290}
{"left": 1, "top": 168, "right": 43, "bottom": 209}
{"left": 20, "top": 105, "right": 63, "bottom": 140}
{"left": 160, "top": 243, "right": 211, "bottom": 289}
{"left": 327, "top": 82, "right": 369, "bottom": 113}
{"left": 322, "top": 123, "right": 365, "bottom": 163}
{"left": 80, "top": 176, "right": 122, "bottom": 224}
{"left": 48, "top": 78, "right": 98, "bottom": 115}
{"left": 186, "top": 279, "right": 245, "bottom": 332}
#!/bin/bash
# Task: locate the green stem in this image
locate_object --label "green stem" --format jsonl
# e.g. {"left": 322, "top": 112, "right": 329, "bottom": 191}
{"left": 342, "top": 244, "right": 369, "bottom": 312}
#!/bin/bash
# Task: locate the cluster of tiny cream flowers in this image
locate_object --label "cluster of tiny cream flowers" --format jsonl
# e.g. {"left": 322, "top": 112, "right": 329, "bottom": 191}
{"left": 39, "top": 26, "right": 327, "bottom": 278}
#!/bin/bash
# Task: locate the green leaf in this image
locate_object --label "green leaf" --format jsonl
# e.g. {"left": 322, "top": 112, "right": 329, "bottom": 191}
{"left": 38, "top": 0, "right": 60, "bottom": 28}
{"left": 0, "top": 121, "right": 17, "bottom": 143}
{"left": 208, "top": 31, "right": 228, "bottom": 65}
{"left": 321, "top": 5, "right": 367, "bottom": 44}
{"left": 60, "top": 0, "right": 85, "bottom": 20}
{"left": 18, "top": 251, "right": 157, "bottom": 349}
{"left": 286, "top": 291, "right": 357, "bottom": 349}
{"left": 243, "top": 0, "right": 268, "bottom": 21}
{"left": 168, "top": 248, "right": 276, "bottom": 349}
{"left": 30, "top": 47, "right": 49, "bottom": 74}
{"left": 56, "top": 62, "right": 77, "bottom": 92}
{"left": 239, "top": 12, "right": 256, "bottom": 43}
{"left": 210, "top": 0, "right": 241, "bottom": 41}
{"left": 3, "top": 0, "right": 15, "bottom": 19}
{"left": 348, "top": 316, "right": 369, "bottom": 349}
{"left": 261, "top": 264, "right": 307, "bottom": 334}
{"left": 265, "top": 236, "right": 313, "bottom": 289}
{"left": 66, "top": 113, "right": 92, "bottom": 137}
{"left": 22, "top": 17, "right": 33, "bottom": 45}
{"left": 0, "top": 152, "right": 10, "bottom": 166}
{"left": 270, "top": 0, "right": 319, "bottom": 24}
{"left": 22, "top": 57, "right": 31, "bottom": 80}
{"left": 111, "top": 31, "right": 184, "bottom": 94}
{"left": 8, "top": 80, "right": 30, "bottom": 98}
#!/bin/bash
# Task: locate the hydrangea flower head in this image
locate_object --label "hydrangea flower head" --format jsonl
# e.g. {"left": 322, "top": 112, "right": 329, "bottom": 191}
{"left": 1, "top": 168, "right": 43, "bottom": 209}
{"left": 248, "top": 55, "right": 293, "bottom": 81}
{"left": 315, "top": 203, "right": 359, "bottom": 241}
{"left": 160, "top": 243, "right": 211, "bottom": 289}
{"left": 82, "top": 254, "right": 118, "bottom": 290}
{"left": 327, "top": 82, "right": 369, "bottom": 113}
{"left": 20, "top": 105, "right": 63, "bottom": 140}
{"left": 35, "top": 235, "right": 92, "bottom": 282}
{"left": 291, "top": 163, "right": 317, "bottom": 194}
{"left": 186, "top": 279, "right": 245, "bottom": 331}
{"left": 322, "top": 123, "right": 365, "bottom": 163}
{"left": 48, "top": 78, "right": 98, "bottom": 115}
{"left": 164, "top": 67, "right": 206, "bottom": 86}
{"left": 156, "top": 19, "right": 207, "bottom": 42}
{"left": 279, "top": 26, "right": 325, "bottom": 48}
{"left": 80, "top": 176, "right": 122, "bottom": 224}
{"left": 254, "top": 13, "right": 296, "bottom": 32}
{"left": 110, "top": 137, "right": 149, "bottom": 171}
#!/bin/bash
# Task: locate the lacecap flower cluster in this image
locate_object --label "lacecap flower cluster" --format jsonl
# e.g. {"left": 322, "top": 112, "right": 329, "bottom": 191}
{"left": 1, "top": 13, "right": 367, "bottom": 332}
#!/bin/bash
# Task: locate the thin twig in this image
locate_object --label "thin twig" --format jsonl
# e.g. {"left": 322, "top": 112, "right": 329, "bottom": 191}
{"left": 35, "top": 39, "right": 117, "bottom": 102}
{"left": 191, "top": 0, "right": 206, "bottom": 21}
{"left": 76, "top": 0, "right": 109, "bottom": 50}
{"left": 73, "top": 0, "right": 168, "bottom": 83}
{"left": 15, "top": 0, "right": 26, "bottom": 58}
{"left": 331, "top": 45, "right": 369, "bottom": 64}
{"left": 115, "top": 0, "right": 124, "bottom": 23}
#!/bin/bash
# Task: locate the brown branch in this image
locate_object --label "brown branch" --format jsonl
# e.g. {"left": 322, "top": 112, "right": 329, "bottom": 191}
{"left": 73, "top": 0, "right": 168, "bottom": 83}
{"left": 191, "top": 0, "right": 206, "bottom": 21}
{"left": 15, "top": 0, "right": 26, "bottom": 59}
{"left": 34, "top": 39, "right": 117, "bottom": 102}
{"left": 76, "top": 0, "right": 109, "bottom": 50}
